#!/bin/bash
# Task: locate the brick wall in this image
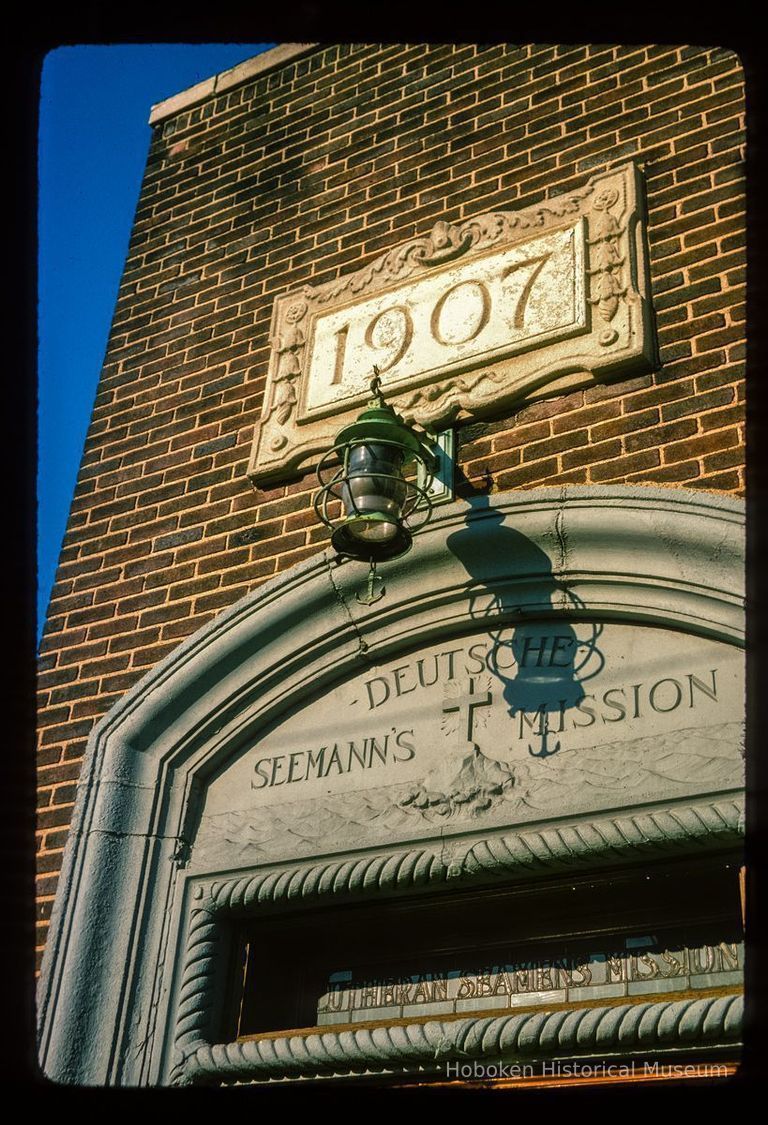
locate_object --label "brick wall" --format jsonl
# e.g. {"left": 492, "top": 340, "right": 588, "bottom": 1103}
{"left": 36, "top": 43, "right": 745, "bottom": 969}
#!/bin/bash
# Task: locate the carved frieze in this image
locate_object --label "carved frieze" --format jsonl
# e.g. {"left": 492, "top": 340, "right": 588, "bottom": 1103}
{"left": 248, "top": 162, "right": 655, "bottom": 482}
{"left": 194, "top": 620, "right": 744, "bottom": 869}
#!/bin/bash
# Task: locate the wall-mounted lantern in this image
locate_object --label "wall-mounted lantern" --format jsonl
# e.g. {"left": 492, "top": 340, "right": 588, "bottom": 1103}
{"left": 314, "top": 370, "right": 441, "bottom": 601}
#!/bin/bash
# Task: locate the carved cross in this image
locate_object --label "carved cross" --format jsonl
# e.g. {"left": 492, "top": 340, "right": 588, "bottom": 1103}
{"left": 443, "top": 678, "right": 492, "bottom": 753}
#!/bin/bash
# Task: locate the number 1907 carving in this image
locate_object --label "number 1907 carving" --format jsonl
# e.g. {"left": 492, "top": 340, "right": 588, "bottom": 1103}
{"left": 330, "top": 253, "right": 554, "bottom": 384}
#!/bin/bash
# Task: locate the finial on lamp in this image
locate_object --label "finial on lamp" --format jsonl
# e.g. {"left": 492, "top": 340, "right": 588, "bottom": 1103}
{"left": 369, "top": 365, "right": 384, "bottom": 407}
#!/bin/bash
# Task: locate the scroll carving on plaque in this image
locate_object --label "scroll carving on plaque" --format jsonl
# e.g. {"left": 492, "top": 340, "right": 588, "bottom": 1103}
{"left": 248, "top": 162, "right": 655, "bottom": 482}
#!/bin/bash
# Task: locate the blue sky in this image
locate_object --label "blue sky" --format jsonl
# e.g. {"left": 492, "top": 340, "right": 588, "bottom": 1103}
{"left": 37, "top": 44, "right": 274, "bottom": 644}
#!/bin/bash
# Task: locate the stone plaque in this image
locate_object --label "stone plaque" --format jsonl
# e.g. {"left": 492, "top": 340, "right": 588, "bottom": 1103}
{"left": 196, "top": 620, "right": 743, "bottom": 869}
{"left": 301, "top": 222, "right": 587, "bottom": 421}
{"left": 248, "top": 161, "right": 654, "bottom": 482}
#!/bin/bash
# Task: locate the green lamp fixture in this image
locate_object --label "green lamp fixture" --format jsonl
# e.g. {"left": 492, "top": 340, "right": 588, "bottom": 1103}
{"left": 314, "top": 369, "right": 438, "bottom": 600}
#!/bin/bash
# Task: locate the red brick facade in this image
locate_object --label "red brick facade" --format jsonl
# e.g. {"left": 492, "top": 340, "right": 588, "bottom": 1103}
{"left": 36, "top": 44, "right": 745, "bottom": 970}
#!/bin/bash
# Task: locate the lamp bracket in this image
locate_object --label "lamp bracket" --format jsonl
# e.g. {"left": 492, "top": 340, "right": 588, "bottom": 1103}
{"left": 417, "top": 428, "right": 455, "bottom": 507}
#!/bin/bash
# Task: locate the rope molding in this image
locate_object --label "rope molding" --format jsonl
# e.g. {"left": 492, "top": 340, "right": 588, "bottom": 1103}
{"left": 176, "top": 993, "right": 743, "bottom": 1085}
{"left": 167, "top": 795, "right": 743, "bottom": 1084}
{"left": 204, "top": 796, "right": 744, "bottom": 917}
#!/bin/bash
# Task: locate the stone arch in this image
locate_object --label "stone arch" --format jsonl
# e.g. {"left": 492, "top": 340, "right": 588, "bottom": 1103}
{"left": 37, "top": 485, "right": 745, "bottom": 1084}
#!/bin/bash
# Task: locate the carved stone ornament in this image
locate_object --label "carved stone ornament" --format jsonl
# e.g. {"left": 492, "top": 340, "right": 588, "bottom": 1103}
{"left": 248, "top": 162, "right": 655, "bottom": 482}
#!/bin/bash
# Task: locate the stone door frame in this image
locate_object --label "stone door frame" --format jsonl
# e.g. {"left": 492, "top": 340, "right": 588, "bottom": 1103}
{"left": 37, "top": 485, "right": 745, "bottom": 1085}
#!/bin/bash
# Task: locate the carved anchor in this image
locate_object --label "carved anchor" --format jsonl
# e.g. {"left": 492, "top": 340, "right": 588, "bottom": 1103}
{"left": 528, "top": 724, "right": 561, "bottom": 759}
{"left": 356, "top": 558, "right": 385, "bottom": 606}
